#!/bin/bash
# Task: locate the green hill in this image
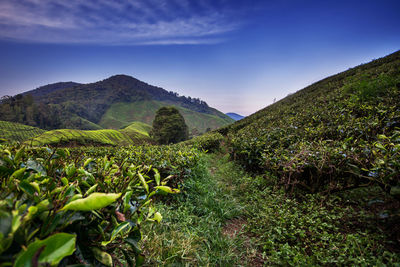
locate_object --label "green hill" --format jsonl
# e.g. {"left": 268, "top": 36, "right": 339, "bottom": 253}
{"left": 120, "top": 121, "right": 152, "bottom": 137}
{"left": 27, "top": 127, "right": 151, "bottom": 147}
{"left": 0, "top": 121, "right": 45, "bottom": 142}
{"left": 219, "top": 50, "right": 400, "bottom": 195}
{"left": 2, "top": 74, "right": 234, "bottom": 132}
{"left": 100, "top": 100, "right": 233, "bottom": 133}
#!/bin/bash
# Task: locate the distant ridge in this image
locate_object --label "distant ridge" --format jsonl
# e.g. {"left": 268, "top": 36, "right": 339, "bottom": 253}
{"left": 23, "top": 82, "right": 81, "bottom": 98}
{"left": 226, "top": 112, "right": 244, "bottom": 121}
{"left": 2, "top": 74, "right": 234, "bottom": 133}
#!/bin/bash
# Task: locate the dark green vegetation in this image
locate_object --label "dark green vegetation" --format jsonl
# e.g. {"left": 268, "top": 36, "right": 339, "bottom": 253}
{"left": 221, "top": 50, "right": 400, "bottom": 196}
{"left": 100, "top": 100, "right": 233, "bottom": 134}
{"left": 0, "top": 121, "right": 45, "bottom": 143}
{"left": 1, "top": 75, "right": 234, "bottom": 133}
{"left": 0, "top": 94, "right": 64, "bottom": 130}
{"left": 1, "top": 50, "right": 400, "bottom": 266}
{"left": 151, "top": 107, "right": 189, "bottom": 145}
{"left": 0, "top": 145, "right": 200, "bottom": 266}
{"left": 204, "top": 154, "right": 400, "bottom": 265}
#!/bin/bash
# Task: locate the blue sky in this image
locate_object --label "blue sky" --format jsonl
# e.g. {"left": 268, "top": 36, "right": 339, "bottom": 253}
{"left": 0, "top": 0, "right": 399, "bottom": 115}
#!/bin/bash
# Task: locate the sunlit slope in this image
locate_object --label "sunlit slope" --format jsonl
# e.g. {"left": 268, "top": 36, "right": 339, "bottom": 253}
{"left": 0, "top": 121, "right": 45, "bottom": 142}
{"left": 99, "top": 100, "right": 233, "bottom": 133}
{"left": 221, "top": 50, "right": 400, "bottom": 193}
{"left": 26, "top": 128, "right": 151, "bottom": 146}
{"left": 120, "top": 121, "right": 152, "bottom": 137}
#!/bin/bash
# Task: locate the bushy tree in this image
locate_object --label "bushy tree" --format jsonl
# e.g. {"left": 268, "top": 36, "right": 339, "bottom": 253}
{"left": 151, "top": 106, "right": 188, "bottom": 144}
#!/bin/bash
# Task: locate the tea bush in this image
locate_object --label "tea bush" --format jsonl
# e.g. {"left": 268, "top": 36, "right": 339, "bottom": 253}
{"left": 0, "top": 144, "right": 200, "bottom": 266}
{"left": 180, "top": 132, "right": 225, "bottom": 152}
{"left": 227, "top": 52, "right": 400, "bottom": 195}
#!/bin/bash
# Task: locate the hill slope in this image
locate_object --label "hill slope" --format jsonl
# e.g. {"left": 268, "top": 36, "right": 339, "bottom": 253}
{"left": 219, "top": 50, "right": 400, "bottom": 194}
{"left": 100, "top": 100, "right": 233, "bottom": 133}
{"left": 0, "top": 121, "right": 45, "bottom": 142}
{"left": 22, "top": 82, "right": 81, "bottom": 98}
{"left": 27, "top": 126, "right": 151, "bottom": 147}
{"left": 21, "top": 75, "right": 234, "bottom": 132}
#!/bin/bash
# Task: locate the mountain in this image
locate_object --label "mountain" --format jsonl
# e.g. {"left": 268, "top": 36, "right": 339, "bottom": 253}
{"left": 218, "top": 49, "right": 400, "bottom": 195}
{"left": 22, "top": 82, "right": 81, "bottom": 98}
{"left": 1, "top": 75, "right": 234, "bottom": 133}
{"left": 226, "top": 112, "right": 244, "bottom": 121}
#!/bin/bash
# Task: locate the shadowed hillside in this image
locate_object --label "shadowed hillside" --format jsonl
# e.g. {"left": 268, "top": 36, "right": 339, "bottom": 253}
{"left": 219, "top": 49, "right": 400, "bottom": 195}
{"left": 12, "top": 74, "right": 233, "bottom": 132}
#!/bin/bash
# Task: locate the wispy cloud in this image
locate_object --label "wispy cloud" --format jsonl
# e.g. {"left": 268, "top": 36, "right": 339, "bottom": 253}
{"left": 0, "top": 0, "right": 244, "bottom": 45}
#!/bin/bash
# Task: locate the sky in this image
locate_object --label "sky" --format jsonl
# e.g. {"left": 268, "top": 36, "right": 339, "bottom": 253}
{"left": 0, "top": 0, "right": 399, "bottom": 116}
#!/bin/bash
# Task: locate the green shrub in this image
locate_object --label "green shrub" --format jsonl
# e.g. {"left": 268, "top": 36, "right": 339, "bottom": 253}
{"left": 0, "top": 145, "right": 187, "bottom": 266}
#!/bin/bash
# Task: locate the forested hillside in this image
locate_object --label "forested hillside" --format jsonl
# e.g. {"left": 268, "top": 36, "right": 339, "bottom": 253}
{"left": 0, "top": 75, "right": 233, "bottom": 132}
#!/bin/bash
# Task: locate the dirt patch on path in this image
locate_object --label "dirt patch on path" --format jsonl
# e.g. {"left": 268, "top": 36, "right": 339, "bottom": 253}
{"left": 222, "top": 218, "right": 265, "bottom": 267}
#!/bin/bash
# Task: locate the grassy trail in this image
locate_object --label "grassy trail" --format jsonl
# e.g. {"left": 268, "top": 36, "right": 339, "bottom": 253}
{"left": 141, "top": 153, "right": 262, "bottom": 266}
{"left": 142, "top": 152, "right": 400, "bottom": 266}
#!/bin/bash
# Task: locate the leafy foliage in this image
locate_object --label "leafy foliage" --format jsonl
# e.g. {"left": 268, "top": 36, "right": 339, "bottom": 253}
{"left": 222, "top": 50, "right": 400, "bottom": 195}
{"left": 0, "top": 144, "right": 200, "bottom": 266}
{"left": 0, "top": 120, "right": 45, "bottom": 142}
{"left": 181, "top": 132, "right": 225, "bottom": 152}
{"left": 0, "top": 94, "right": 64, "bottom": 130}
{"left": 25, "top": 128, "right": 151, "bottom": 147}
{"left": 151, "top": 107, "right": 189, "bottom": 145}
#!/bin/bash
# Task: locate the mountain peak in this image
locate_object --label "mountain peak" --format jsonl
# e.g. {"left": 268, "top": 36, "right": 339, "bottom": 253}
{"left": 103, "top": 74, "right": 141, "bottom": 84}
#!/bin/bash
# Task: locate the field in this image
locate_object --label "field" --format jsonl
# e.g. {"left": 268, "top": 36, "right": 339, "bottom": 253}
{"left": 1, "top": 120, "right": 152, "bottom": 146}
{"left": 0, "top": 51, "right": 399, "bottom": 266}
{"left": 99, "top": 100, "right": 234, "bottom": 133}
{"left": 0, "top": 120, "right": 45, "bottom": 142}
{"left": 27, "top": 126, "right": 151, "bottom": 147}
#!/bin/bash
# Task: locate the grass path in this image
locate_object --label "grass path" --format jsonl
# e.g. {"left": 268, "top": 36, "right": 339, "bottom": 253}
{"left": 141, "top": 153, "right": 263, "bottom": 266}
{"left": 142, "top": 152, "right": 400, "bottom": 266}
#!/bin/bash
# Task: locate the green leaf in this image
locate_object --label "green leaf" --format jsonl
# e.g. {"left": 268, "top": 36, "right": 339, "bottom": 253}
{"left": 19, "top": 180, "right": 37, "bottom": 196}
{"left": 101, "top": 221, "right": 130, "bottom": 246}
{"left": 10, "top": 168, "right": 26, "bottom": 182}
{"left": 61, "top": 177, "right": 69, "bottom": 186}
{"left": 138, "top": 173, "right": 149, "bottom": 193}
{"left": 153, "top": 212, "right": 162, "bottom": 223}
{"left": 26, "top": 159, "right": 46, "bottom": 176}
{"left": 375, "top": 142, "right": 386, "bottom": 151}
{"left": 126, "top": 228, "right": 142, "bottom": 254}
{"left": 123, "top": 191, "right": 133, "bottom": 213}
{"left": 92, "top": 247, "right": 113, "bottom": 267}
{"left": 61, "top": 193, "right": 121, "bottom": 211}
{"left": 14, "top": 233, "right": 76, "bottom": 267}
{"left": 85, "top": 184, "right": 98, "bottom": 196}
{"left": 14, "top": 147, "right": 25, "bottom": 163}
{"left": 135, "top": 254, "right": 145, "bottom": 267}
{"left": 155, "top": 186, "right": 180, "bottom": 194}
{"left": 65, "top": 164, "right": 76, "bottom": 178}
{"left": 83, "top": 158, "right": 93, "bottom": 168}
{"left": 154, "top": 169, "right": 160, "bottom": 186}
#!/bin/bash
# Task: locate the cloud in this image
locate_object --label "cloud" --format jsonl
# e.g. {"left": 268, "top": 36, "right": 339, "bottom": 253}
{"left": 0, "top": 0, "right": 243, "bottom": 45}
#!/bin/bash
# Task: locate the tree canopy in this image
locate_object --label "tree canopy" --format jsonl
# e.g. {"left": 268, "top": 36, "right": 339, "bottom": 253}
{"left": 151, "top": 106, "right": 188, "bottom": 144}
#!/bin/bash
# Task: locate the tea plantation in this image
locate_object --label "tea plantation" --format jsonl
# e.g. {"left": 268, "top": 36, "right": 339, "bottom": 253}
{"left": 0, "top": 51, "right": 399, "bottom": 265}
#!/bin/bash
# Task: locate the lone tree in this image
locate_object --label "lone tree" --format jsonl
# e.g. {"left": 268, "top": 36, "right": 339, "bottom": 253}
{"left": 151, "top": 106, "right": 189, "bottom": 144}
